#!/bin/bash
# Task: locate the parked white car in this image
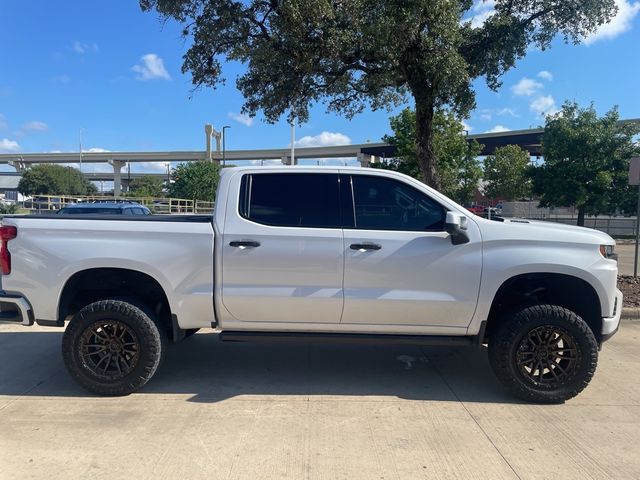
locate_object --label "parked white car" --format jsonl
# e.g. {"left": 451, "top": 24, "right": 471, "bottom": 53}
{"left": 0, "top": 167, "right": 621, "bottom": 402}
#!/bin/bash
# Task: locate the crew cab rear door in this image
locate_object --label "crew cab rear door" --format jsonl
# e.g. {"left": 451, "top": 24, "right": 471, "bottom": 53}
{"left": 221, "top": 171, "right": 344, "bottom": 323}
{"left": 340, "top": 173, "right": 482, "bottom": 330}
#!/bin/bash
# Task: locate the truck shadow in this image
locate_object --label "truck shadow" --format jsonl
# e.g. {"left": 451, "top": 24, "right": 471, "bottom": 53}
{"left": 0, "top": 330, "right": 525, "bottom": 404}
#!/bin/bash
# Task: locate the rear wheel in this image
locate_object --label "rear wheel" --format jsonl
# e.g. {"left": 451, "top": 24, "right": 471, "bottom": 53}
{"left": 488, "top": 305, "right": 598, "bottom": 403}
{"left": 62, "top": 300, "right": 163, "bottom": 396}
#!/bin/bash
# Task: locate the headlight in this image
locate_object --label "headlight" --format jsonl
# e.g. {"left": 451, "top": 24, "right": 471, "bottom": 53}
{"left": 599, "top": 244, "right": 617, "bottom": 260}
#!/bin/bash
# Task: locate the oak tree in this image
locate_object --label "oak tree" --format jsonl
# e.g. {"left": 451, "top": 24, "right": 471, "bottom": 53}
{"left": 483, "top": 144, "right": 532, "bottom": 201}
{"left": 531, "top": 102, "right": 640, "bottom": 226}
{"left": 141, "top": 0, "right": 616, "bottom": 187}
{"left": 380, "top": 107, "right": 482, "bottom": 204}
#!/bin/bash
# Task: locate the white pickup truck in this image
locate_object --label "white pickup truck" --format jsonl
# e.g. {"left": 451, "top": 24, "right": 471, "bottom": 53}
{"left": 0, "top": 167, "right": 621, "bottom": 403}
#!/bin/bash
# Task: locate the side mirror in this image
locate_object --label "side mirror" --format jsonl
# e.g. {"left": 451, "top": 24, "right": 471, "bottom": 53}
{"left": 445, "top": 211, "right": 470, "bottom": 245}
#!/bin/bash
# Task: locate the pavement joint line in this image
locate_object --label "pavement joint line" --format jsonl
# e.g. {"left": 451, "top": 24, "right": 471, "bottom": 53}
{"left": 420, "top": 346, "right": 523, "bottom": 480}
{"left": 0, "top": 370, "right": 62, "bottom": 412}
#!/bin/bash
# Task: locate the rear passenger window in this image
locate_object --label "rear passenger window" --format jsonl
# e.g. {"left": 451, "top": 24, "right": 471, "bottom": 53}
{"left": 240, "top": 173, "right": 340, "bottom": 228}
{"left": 351, "top": 175, "right": 446, "bottom": 231}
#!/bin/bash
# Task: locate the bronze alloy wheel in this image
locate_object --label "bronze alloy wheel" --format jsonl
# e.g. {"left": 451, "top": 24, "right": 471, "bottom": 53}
{"left": 515, "top": 325, "right": 580, "bottom": 388}
{"left": 78, "top": 320, "right": 140, "bottom": 381}
{"left": 488, "top": 304, "right": 598, "bottom": 403}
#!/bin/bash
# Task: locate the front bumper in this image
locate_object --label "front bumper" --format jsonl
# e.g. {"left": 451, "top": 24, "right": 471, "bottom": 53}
{"left": 601, "top": 288, "right": 622, "bottom": 342}
{"left": 0, "top": 291, "right": 34, "bottom": 326}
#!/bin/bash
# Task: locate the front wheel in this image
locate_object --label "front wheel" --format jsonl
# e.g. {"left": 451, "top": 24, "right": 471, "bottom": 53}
{"left": 62, "top": 300, "right": 163, "bottom": 396}
{"left": 488, "top": 305, "right": 598, "bottom": 403}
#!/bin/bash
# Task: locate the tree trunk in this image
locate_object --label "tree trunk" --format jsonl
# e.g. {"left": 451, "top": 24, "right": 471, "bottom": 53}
{"left": 577, "top": 206, "right": 585, "bottom": 226}
{"left": 414, "top": 94, "right": 440, "bottom": 189}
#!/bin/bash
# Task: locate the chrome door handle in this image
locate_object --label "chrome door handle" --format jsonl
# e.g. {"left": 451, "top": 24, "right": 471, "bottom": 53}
{"left": 229, "top": 240, "right": 261, "bottom": 248}
{"left": 350, "top": 243, "right": 382, "bottom": 251}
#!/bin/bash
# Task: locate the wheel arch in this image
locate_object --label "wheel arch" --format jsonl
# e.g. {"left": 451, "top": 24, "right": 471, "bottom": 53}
{"left": 485, "top": 272, "right": 603, "bottom": 343}
{"left": 58, "top": 267, "right": 177, "bottom": 341}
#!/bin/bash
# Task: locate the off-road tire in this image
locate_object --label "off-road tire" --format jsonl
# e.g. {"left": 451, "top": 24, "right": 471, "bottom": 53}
{"left": 62, "top": 300, "right": 163, "bottom": 396}
{"left": 488, "top": 304, "right": 598, "bottom": 404}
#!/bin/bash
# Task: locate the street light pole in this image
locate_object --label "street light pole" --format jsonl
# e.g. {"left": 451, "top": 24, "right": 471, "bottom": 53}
{"left": 222, "top": 125, "right": 231, "bottom": 167}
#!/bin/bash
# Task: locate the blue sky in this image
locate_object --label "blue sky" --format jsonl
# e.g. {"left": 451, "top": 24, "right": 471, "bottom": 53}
{"left": 1, "top": 0, "right": 639, "bottom": 173}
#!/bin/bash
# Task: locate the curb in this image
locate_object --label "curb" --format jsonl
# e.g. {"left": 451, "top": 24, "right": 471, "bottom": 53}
{"left": 621, "top": 307, "right": 640, "bottom": 320}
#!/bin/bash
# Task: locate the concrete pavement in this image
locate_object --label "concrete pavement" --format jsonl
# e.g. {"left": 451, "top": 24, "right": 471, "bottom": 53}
{"left": 1, "top": 322, "right": 639, "bottom": 479}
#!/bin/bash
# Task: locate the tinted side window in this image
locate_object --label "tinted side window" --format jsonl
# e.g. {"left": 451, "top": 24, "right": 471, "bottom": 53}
{"left": 123, "top": 208, "right": 134, "bottom": 215}
{"left": 241, "top": 173, "right": 340, "bottom": 228}
{"left": 351, "top": 175, "right": 445, "bottom": 231}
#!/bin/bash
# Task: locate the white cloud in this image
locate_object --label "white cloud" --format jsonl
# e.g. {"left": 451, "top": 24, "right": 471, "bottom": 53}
{"left": 485, "top": 125, "right": 511, "bottom": 133}
{"left": 461, "top": 120, "right": 473, "bottom": 132}
{"left": 83, "top": 147, "right": 111, "bottom": 153}
{"left": 22, "top": 121, "right": 48, "bottom": 132}
{"left": 132, "top": 54, "right": 171, "bottom": 81}
{"left": 0, "top": 139, "right": 20, "bottom": 152}
{"left": 294, "top": 131, "right": 352, "bottom": 148}
{"left": 473, "top": 0, "right": 496, "bottom": 12}
{"left": 584, "top": 0, "right": 640, "bottom": 44}
{"left": 73, "top": 41, "right": 99, "bottom": 54}
{"left": 0, "top": 113, "right": 6, "bottom": 130}
{"left": 537, "top": 70, "right": 553, "bottom": 81}
{"left": 511, "top": 77, "right": 543, "bottom": 96}
{"left": 530, "top": 95, "right": 559, "bottom": 117}
{"left": 228, "top": 112, "right": 254, "bottom": 127}
{"left": 497, "top": 107, "right": 518, "bottom": 117}
{"left": 469, "top": 0, "right": 496, "bottom": 27}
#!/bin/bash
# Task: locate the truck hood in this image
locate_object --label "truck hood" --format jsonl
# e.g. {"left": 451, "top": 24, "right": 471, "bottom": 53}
{"left": 474, "top": 216, "right": 615, "bottom": 246}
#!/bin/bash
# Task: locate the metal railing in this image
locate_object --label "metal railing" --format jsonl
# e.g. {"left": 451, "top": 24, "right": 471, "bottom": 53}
{"left": 20, "top": 195, "right": 215, "bottom": 215}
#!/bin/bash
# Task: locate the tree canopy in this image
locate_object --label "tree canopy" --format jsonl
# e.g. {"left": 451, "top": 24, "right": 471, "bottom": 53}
{"left": 169, "top": 161, "right": 221, "bottom": 201}
{"left": 378, "top": 107, "right": 482, "bottom": 204}
{"left": 18, "top": 164, "right": 98, "bottom": 196}
{"left": 483, "top": 144, "right": 532, "bottom": 201}
{"left": 531, "top": 102, "right": 640, "bottom": 225}
{"left": 142, "top": 0, "right": 616, "bottom": 187}
{"left": 128, "top": 175, "right": 165, "bottom": 197}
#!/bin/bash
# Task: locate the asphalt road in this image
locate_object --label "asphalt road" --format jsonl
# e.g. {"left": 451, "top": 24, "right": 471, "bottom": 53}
{"left": 1, "top": 322, "right": 639, "bottom": 480}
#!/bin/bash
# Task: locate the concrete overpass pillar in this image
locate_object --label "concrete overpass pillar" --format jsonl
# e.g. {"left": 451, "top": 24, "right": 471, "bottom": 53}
{"left": 205, "top": 124, "right": 221, "bottom": 162}
{"left": 7, "top": 160, "right": 27, "bottom": 173}
{"left": 357, "top": 153, "right": 373, "bottom": 167}
{"left": 281, "top": 155, "right": 291, "bottom": 165}
{"left": 108, "top": 159, "right": 127, "bottom": 197}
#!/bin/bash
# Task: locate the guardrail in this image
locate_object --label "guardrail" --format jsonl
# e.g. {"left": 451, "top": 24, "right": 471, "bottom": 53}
{"left": 18, "top": 195, "right": 215, "bottom": 215}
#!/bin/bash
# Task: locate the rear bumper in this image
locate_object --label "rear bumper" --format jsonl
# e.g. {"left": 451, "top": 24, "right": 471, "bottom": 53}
{"left": 601, "top": 288, "right": 622, "bottom": 342}
{"left": 0, "top": 291, "right": 34, "bottom": 326}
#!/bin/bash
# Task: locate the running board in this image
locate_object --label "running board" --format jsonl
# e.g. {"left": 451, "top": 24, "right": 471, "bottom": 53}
{"left": 219, "top": 330, "right": 477, "bottom": 347}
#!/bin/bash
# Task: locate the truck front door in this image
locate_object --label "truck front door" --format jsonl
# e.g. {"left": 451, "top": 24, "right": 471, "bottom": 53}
{"left": 340, "top": 174, "right": 482, "bottom": 331}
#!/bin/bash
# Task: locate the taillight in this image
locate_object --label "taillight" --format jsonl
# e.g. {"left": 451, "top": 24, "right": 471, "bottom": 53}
{"left": 0, "top": 225, "right": 17, "bottom": 275}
